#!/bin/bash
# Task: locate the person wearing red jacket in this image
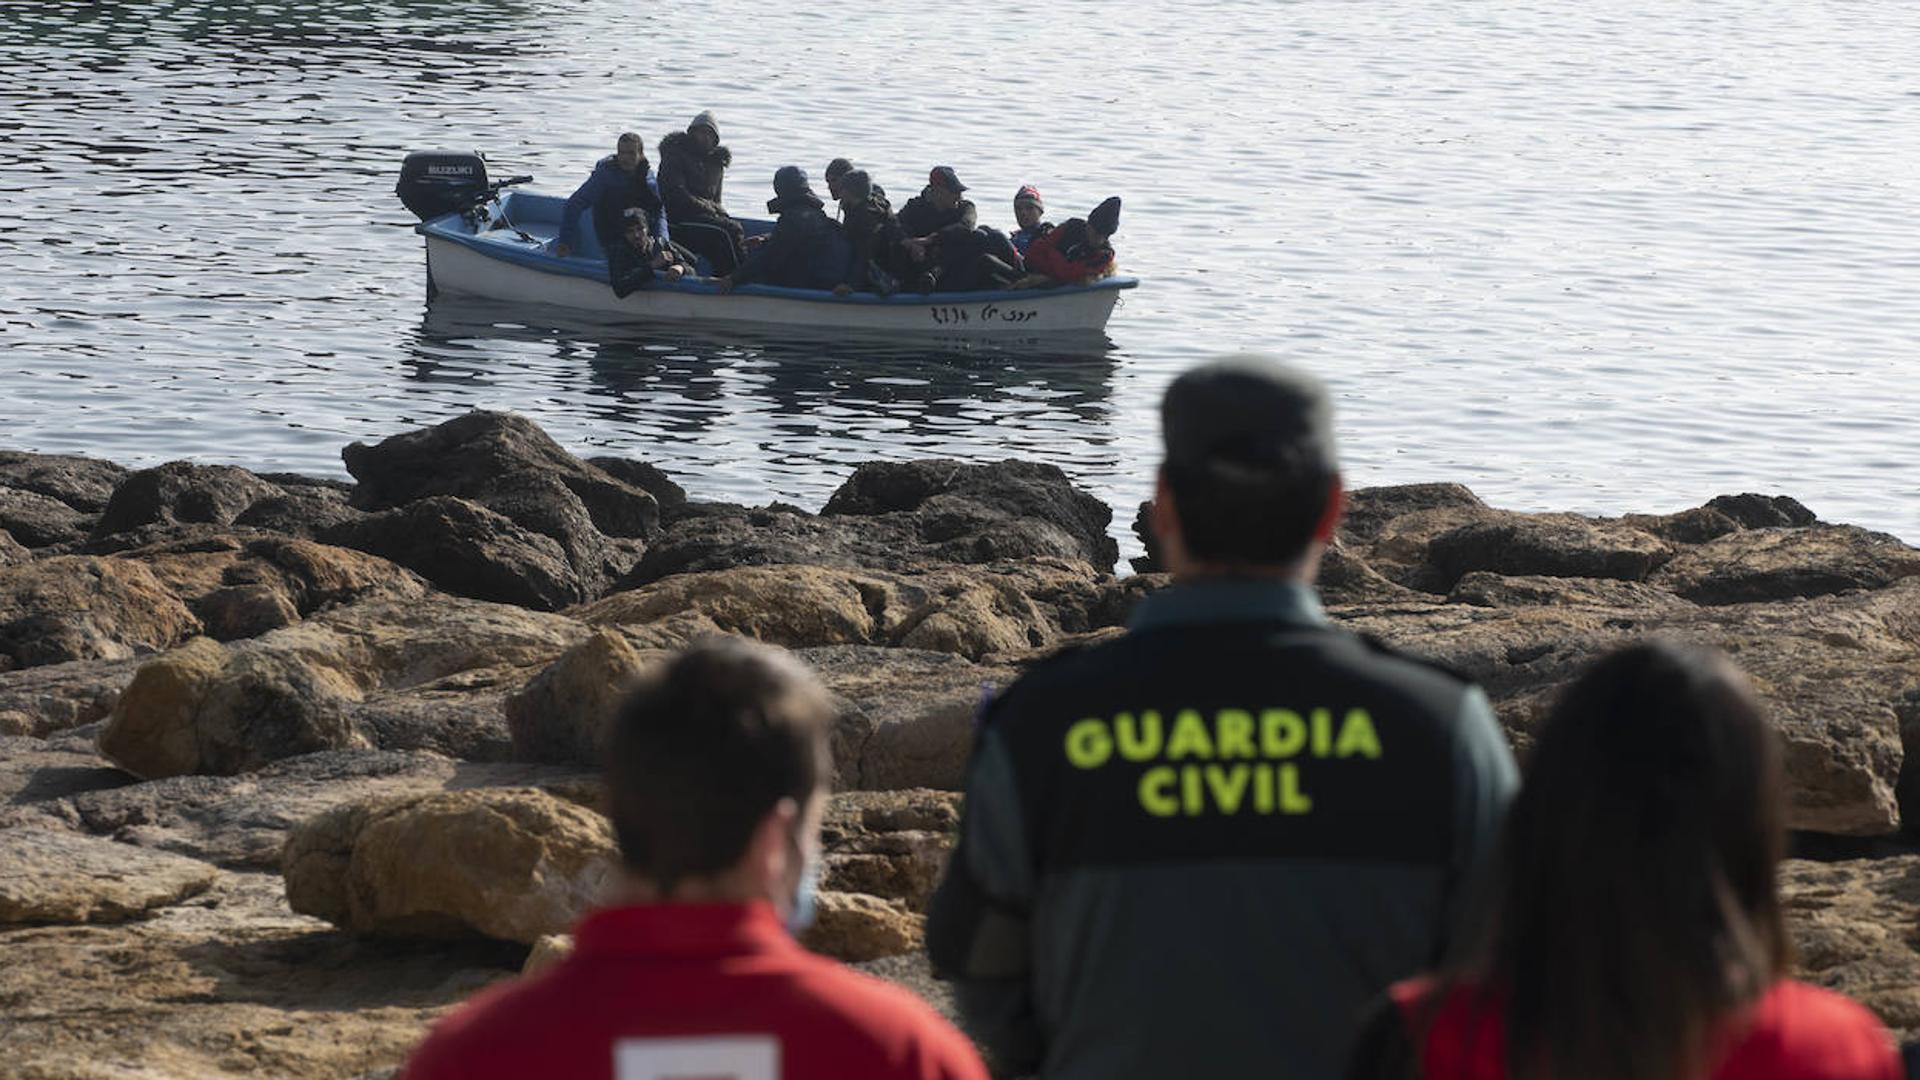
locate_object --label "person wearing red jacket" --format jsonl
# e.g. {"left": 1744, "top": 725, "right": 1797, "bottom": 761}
{"left": 1022, "top": 196, "right": 1119, "bottom": 284}
{"left": 403, "top": 640, "right": 989, "bottom": 1080}
{"left": 1345, "top": 641, "right": 1901, "bottom": 1080}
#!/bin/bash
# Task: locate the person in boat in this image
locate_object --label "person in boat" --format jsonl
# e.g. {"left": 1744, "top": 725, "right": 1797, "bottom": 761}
{"left": 925, "top": 354, "right": 1519, "bottom": 1080}
{"left": 1010, "top": 185, "right": 1052, "bottom": 257}
{"left": 402, "top": 639, "right": 991, "bottom": 1080}
{"left": 609, "top": 206, "right": 698, "bottom": 298}
{"left": 658, "top": 111, "right": 745, "bottom": 276}
{"left": 895, "top": 166, "right": 978, "bottom": 289}
{"left": 825, "top": 158, "right": 888, "bottom": 218}
{"left": 551, "top": 132, "right": 666, "bottom": 260}
{"left": 1020, "top": 195, "right": 1120, "bottom": 285}
{"left": 831, "top": 169, "right": 903, "bottom": 296}
{"left": 716, "top": 166, "right": 851, "bottom": 293}
{"left": 1345, "top": 640, "right": 1902, "bottom": 1080}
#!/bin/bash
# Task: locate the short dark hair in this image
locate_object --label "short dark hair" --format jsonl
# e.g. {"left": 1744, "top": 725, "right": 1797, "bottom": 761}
{"left": 606, "top": 639, "right": 834, "bottom": 891}
{"left": 1447, "top": 640, "right": 1789, "bottom": 1080}
{"left": 1163, "top": 460, "right": 1335, "bottom": 567}
{"left": 616, "top": 131, "right": 642, "bottom": 148}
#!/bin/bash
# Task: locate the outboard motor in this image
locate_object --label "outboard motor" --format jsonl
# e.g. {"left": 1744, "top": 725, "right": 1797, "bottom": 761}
{"left": 396, "top": 151, "right": 491, "bottom": 220}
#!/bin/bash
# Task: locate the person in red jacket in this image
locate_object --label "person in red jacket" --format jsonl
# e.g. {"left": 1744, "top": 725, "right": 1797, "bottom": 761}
{"left": 403, "top": 639, "right": 990, "bottom": 1080}
{"left": 1345, "top": 640, "right": 1901, "bottom": 1080}
{"left": 1021, "top": 195, "right": 1119, "bottom": 284}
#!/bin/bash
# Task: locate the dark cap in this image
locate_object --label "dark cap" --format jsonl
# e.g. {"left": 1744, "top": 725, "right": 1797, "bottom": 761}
{"left": 929, "top": 165, "right": 966, "bottom": 194}
{"left": 1162, "top": 355, "right": 1338, "bottom": 480}
{"left": 841, "top": 169, "right": 873, "bottom": 202}
{"left": 773, "top": 164, "right": 813, "bottom": 199}
{"left": 825, "top": 157, "right": 854, "bottom": 181}
{"left": 1088, "top": 196, "right": 1121, "bottom": 237}
{"left": 688, "top": 111, "right": 719, "bottom": 139}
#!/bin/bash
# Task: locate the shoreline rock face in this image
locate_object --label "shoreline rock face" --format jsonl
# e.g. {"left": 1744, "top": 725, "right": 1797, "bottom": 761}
{"left": 3, "top": 410, "right": 1919, "bottom": 1076}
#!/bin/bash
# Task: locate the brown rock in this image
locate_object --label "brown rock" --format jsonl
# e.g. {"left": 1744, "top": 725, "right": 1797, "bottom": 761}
{"left": 799, "top": 891, "right": 923, "bottom": 961}
{"left": 505, "top": 629, "right": 653, "bottom": 766}
{"left": 0, "top": 528, "right": 26, "bottom": 566}
{"left": 0, "top": 734, "right": 134, "bottom": 805}
{"left": 1424, "top": 516, "right": 1674, "bottom": 592}
{"left": 282, "top": 787, "right": 618, "bottom": 943}
{"left": 0, "top": 556, "right": 202, "bottom": 670}
{"left": 0, "top": 450, "right": 129, "bottom": 513}
{"left": 0, "top": 486, "right": 90, "bottom": 547}
{"left": 806, "top": 646, "right": 1014, "bottom": 791}
{"left": 1651, "top": 526, "right": 1920, "bottom": 605}
{"left": 523, "top": 933, "right": 575, "bottom": 977}
{"left": 0, "top": 828, "right": 215, "bottom": 925}
{"left": 1446, "top": 572, "right": 1696, "bottom": 611}
{"left": 1781, "top": 856, "right": 1920, "bottom": 1038}
{"left": 321, "top": 496, "right": 588, "bottom": 611}
{"left": 93, "top": 461, "right": 284, "bottom": 538}
{"left": 576, "top": 566, "right": 884, "bottom": 648}
{"left": 0, "top": 656, "right": 140, "bottom": 737}
{"left": 96, "top": 637, "right": 232, "bottom": 779}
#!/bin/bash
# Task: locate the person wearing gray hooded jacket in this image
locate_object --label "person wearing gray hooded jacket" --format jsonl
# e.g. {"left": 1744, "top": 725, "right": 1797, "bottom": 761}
{"left": 658, "top": 110, "right": 745, "bottom": 275}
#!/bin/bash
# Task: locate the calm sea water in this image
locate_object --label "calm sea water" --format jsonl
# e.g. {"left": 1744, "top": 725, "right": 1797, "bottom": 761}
{"left": 3, "top": 0, "right": 1916, "bottom": 554}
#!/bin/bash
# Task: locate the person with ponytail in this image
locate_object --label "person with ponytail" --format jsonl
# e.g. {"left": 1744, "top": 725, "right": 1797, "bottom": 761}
{"left": 1347, "top": 640, "right": 1900, "bottom": 1080}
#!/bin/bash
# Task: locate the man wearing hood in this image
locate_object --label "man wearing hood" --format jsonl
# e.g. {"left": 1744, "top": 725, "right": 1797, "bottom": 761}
{"left": 552, "top": 132, "right": 667, "bottom": 263}
{"left": 831, "top": 170, "right": 903, "bottom": 296}
{"left": 717, "top": 167, "right": 851, "bottom": 293}
{"left": 658, "top": 111, "right": 745, "bottom": 275}
{"left": 1023, "top": 196, "right": 1121, "bottom": 284}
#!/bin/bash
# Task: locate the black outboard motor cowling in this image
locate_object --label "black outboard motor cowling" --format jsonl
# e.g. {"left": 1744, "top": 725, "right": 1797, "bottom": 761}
{"left": 396, "top": 151, "right": 490, "bottom": 220}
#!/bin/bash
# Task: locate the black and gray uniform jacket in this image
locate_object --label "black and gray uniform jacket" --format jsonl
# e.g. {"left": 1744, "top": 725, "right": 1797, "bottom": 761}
{"left": 924, "top": 579, "right": 1519, "bottom": 1080}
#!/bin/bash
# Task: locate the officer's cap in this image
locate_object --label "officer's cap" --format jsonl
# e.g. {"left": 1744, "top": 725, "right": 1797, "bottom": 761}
{"left": 1161, "top": 354, "right": 1339, "bottom": 481}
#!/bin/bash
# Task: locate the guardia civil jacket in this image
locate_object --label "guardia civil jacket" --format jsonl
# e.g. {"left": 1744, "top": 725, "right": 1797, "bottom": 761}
{"left": 924, "top": 579, "right": 1519, "bottom": 1080}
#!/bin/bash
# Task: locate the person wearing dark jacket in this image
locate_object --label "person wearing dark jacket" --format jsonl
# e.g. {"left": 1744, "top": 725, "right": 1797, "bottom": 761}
{"left": 832, "top": 170, "right": 902, "bottom": 296}
{"left": 1023, "top": 195, "right": 1120, "bottom": 284}
{"left": 925, "top": 355, "right": 1518, "bottom": 1080}
{"left": 658, "top": 111, "right": 744, "bottom": 275}
{"left": 718, "top": 166, "right": 850, "bottom": 293}
{"left": 553, "top": 132, "right": 667, "bottom": 260}
{"left": 896, "top": 166, "right": 981, "bottom": 291}
{"left": 608, "top": 207, "right": 698, "bottom": 299}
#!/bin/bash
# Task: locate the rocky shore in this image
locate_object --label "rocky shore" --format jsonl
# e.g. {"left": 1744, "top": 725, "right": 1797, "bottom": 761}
{"left": 1, "top": 411, "right": 1917, "bottom": 1077}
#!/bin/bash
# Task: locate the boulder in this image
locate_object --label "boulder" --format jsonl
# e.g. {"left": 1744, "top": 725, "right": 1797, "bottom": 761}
{"left": 576, "top": 566, "right": 887, "bottom": 650}
{"left": 1620, "top": 506, "right": 1742, "bottom": 545}
{"left": 349, "top": 679, "right": 517, "bottom": 763}
{"left": 0, "top": 657, "right": 140, "bottom": 737}
{"left": 0, "top": 828, "right": 215, "bottom": 925}
{"left": 585, "top": 456, "right": 686, "bottom": 515}
{"left": 798, "top": 891, "right": 922, "bottom": 961}
{"left": 0, "top": 556, "right": 201, "bottom": 671}
{"left": 805, "top": 646, "right": 1016, "bottom": 790}
{"left": 505, "top": 629, "right": 652, "bottom": 766}
{"left": 822, "top": 790, "right": 961, "bottom": 911}
{"left": 92, "top": 461, "right": 284, "bottom": 538}
{"left": 321, "top": 496, "right": 587, "bottom": 611}
{"left": 1422, "top": 516, "right": 1674, "bottom": 592}
{"left": 97, "top": 637, "right": 368, "bottom": 779}
{"left": 0, "top": 528, "right": 25, "bottom": 567}
{"left": 282, "top": 787, "right": 618, "bottom": 943}
{"left": 1781, "top": 857, "right": 1920, "bottom": 1038}
{"left": 232, "top": 475, "right": 363, "bottom": 536}
{"left": 0, "top": 450, "right": 128, "bottom": 513}
{"left": 0, "top": 487, "right": 90, "bottom": 547}
{"left": 1651, "top": 526, "right": 1920, "bottom": 605}
{"left": 1706, "top": 493, "right": 1818, "bottom": 529}
{"left": 1339, "top": 483, "right": 1489, "bottom": 547}
{"left": 0, "top": 734, "right": 134, "bottom": 805}
{"left": 822, "top": 459, "right": 1117, "bottom": 570}
{"left": 1445, "top": 572, "right": 1696, "bottom": 612}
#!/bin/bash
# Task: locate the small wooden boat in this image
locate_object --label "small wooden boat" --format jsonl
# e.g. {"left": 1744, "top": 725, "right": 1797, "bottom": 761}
{"left": 415, "top": 190, "right": 1137, "bottom": 336}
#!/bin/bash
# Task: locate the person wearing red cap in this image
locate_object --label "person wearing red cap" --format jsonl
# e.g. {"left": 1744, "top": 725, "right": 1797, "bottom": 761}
{"left": 403, "top": 639, "right": 990, "bottom": 1080}
{"left": 896, "top": 166, "right": 978, "bottom": 290}
{"left": 1010, "top": 185, "right": 1052, "bottom": 258}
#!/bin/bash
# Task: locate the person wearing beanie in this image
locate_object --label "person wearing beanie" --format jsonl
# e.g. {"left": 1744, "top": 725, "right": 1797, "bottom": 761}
{"left": 1010, "top": 184, "right": 1052, "bottom": 257}
{"left": 926, "top": 355, "right": 1518, "bottom": 1080}
{"left": 1021, "top": 195, "right": 1122, "bottom": 284}
{"left": 717, "top": 166, "right": 851, "bottom": 293}
{"left": 657, "top": 110, "right": 744, "bottom": 275}
{"left": 832, "top": 169, "right": 904, "bottom": 296}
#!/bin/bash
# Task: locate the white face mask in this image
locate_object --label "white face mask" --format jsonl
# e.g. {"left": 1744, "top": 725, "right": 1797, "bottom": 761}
{"left": 787, "top": 851, "right": 821, "bottom": 933}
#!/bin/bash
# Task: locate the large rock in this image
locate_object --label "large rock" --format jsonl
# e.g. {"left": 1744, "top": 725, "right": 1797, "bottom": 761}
{"left": 0, "top": 657, "right": 140, "bottom": 737}
{"left": 0, "top": 828, "right": 215, "bottom": 925}
{"left": 282, "top": 787, "right": 617, "bottom": 943}
{"left": 1423, "top": 516, "right": 1674, "bottom": 591}
{"left": 321, "top": 496, "right": 587, "bottom": 611}
{"left": 0, "top": 528, "right": 25, "bottom": 567}
{"left": 805, "top": 645, "right": 1016, "bottom": 790}
{"left": 0, "top": 556, "right": 201, "bottom": 671}
{"left": 232, "top": 474, "right": 363, "bottom": 536}
{"left": 1782, "top": 857, "right": 1920, "bottom": 1038}
{"left": 798, "top": 891, "right": 923, "bottom": 961}
{"left": 0, "top": 450, "right": 128, "bottom": 513}
{"left": 822, "top": 459, "right": 1118, "bottom": 570}
{"left": 505, "top": 629, "right": 652, "bottom": 766}
{"left": 1342, "top": 579, "right": 1920, "bottom": 834}
{"left": 3, "top": 749, "right": 592, "bottom": 868}
{"left": 0, "top": 733, "right": 134, "bottom": 805}
{"left": 0, "top": 486, "right": 91, "bottom": 547}
{"left": 822, "top": 790, "right": 961, "bottom": 911}
{"left": 93, "top": 461, "right": 284, "bottom": 538}
{"left": 1651, "top": 526, "right": 1920, "bottom": 605}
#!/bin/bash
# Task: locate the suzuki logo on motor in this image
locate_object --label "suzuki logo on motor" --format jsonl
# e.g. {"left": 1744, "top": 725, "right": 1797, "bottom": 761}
{"left": 427, "top": 165, "right": 476, "bottom": 176}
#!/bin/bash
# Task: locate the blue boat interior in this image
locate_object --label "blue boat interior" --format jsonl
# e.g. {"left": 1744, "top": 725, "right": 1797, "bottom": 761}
{"left": 418, "top": 191, "right": 1139, "bottom": 306}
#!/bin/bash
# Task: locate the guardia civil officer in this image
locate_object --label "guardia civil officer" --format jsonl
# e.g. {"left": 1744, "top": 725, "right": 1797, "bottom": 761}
{"left": 924, "top": 355, "right": 1520, "bottom": 1080}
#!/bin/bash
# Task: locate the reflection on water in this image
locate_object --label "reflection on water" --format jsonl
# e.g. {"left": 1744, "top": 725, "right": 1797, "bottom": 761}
{"left": 405, "top": 299, "right": 1118, "bottom": 509}
{"left": 3, "top": 0, "right": 1917, "bottom": 547}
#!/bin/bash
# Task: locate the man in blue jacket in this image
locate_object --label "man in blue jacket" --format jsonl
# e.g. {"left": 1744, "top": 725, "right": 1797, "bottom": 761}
{"left": 926, "top": 355, "right": 1520, "bottom": 1080}
{"left": 551, "top": 133, "right": 668, "bottom": 282}
{"left": 717, "top": 167, "right": 850, "bottom": 293}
